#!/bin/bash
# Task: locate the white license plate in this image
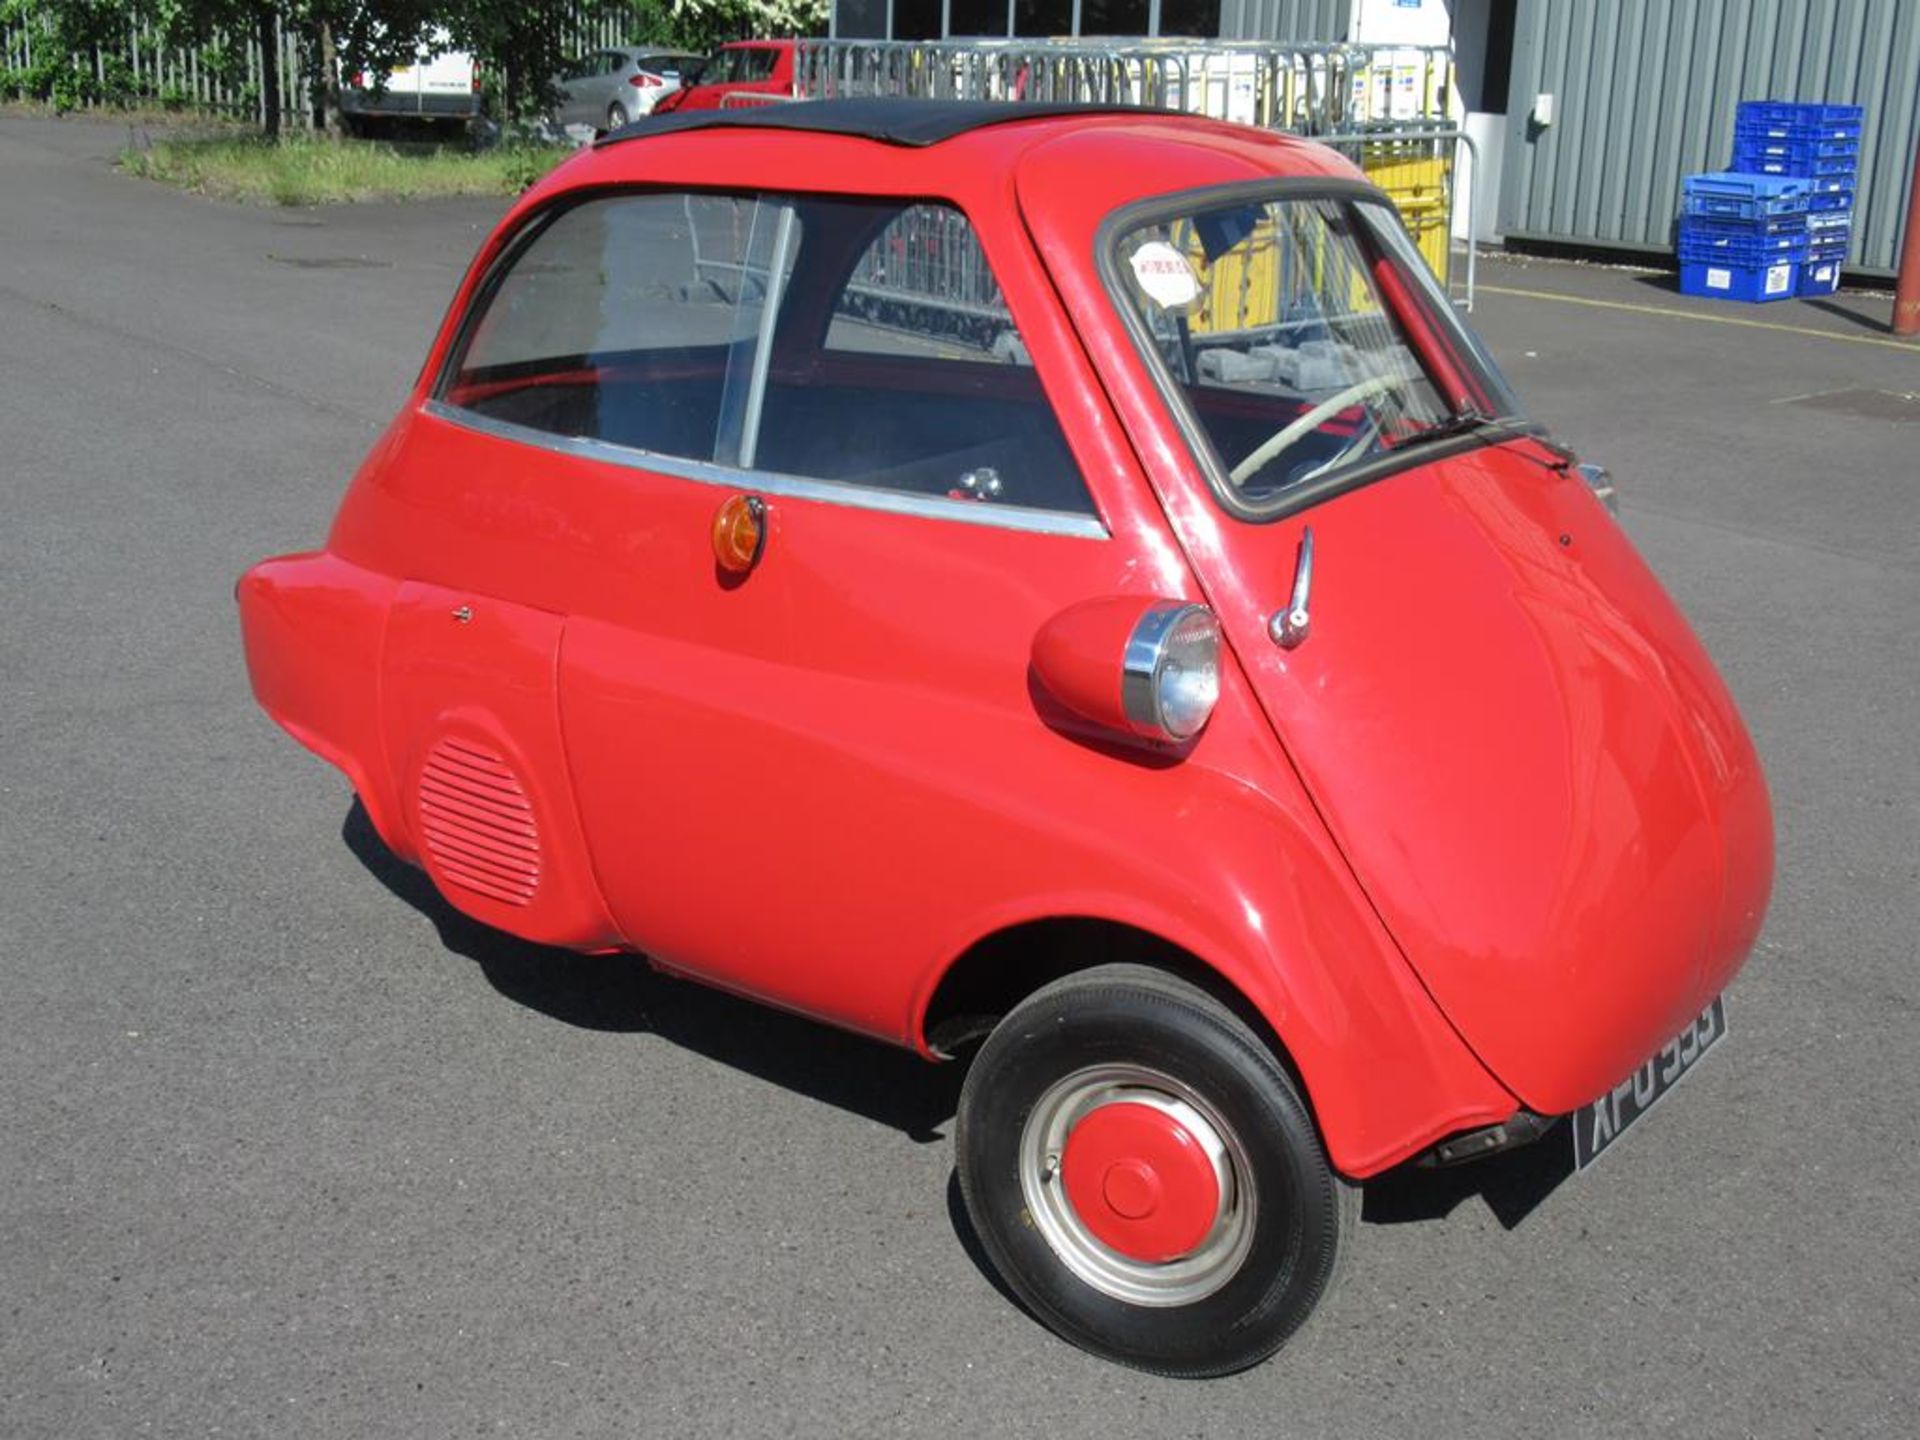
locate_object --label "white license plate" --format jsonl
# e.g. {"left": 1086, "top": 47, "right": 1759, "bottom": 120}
{"left": 1572, "top": 997, "right": 1727, "bottom": 1169}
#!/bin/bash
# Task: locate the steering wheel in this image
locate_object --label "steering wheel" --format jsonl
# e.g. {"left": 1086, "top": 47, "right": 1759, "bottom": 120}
{"left": 1228, "top": 372, "right": 1405, "bottom": 487}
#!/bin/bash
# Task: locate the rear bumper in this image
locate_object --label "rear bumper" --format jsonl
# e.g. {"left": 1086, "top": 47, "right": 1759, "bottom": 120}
{"left": 341, "top": 91, "right": 479, "bottom": 119}
{"left": 236, "top": 551, "right": 409, "bottom": 857}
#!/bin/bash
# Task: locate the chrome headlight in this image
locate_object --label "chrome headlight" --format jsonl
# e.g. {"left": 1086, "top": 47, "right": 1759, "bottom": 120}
{"left": 1121, "top": 603, "right": 1221, "bottom": 743}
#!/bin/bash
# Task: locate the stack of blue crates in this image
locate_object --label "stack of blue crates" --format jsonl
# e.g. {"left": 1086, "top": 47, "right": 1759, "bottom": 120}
{"left": 1677, "top": 172, "right": 1811, "bottom": 302}
{"left": 1676, "top": 99, "right": 1863, "bottom": 303}
{"left": 1730, "top": 100, "right": 1863, "bottom": 296}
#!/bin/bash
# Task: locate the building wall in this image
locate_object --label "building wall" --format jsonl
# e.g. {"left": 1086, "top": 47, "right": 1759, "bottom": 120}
{"left": 1216, "top": 0, "right": 1351, "bottom": 41}
{"left": 1498, "top": 0, "right": 1920, "bottom": 277}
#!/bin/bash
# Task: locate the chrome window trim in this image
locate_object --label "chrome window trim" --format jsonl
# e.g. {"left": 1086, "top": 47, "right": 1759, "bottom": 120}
{"left": 422, "top": 400, "right": 1111, "bottom": 541}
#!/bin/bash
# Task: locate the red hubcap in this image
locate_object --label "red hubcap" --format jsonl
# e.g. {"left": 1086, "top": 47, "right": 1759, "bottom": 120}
{"left": 1059, "top": 1100, "right": 1222, "bottom": 1262}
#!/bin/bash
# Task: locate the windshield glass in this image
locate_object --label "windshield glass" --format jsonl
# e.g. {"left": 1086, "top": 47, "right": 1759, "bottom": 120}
{"left": 1108, "top": 192, "right": 1521, "bottom": 517}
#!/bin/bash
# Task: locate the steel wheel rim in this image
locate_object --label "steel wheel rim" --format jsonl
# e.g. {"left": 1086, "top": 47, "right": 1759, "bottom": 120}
{"left": 1019, "top": 1062, "right": 1256, "bottom": 1307}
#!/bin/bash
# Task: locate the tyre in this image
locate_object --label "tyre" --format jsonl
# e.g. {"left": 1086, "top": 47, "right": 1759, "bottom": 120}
{"left": 607, "top": 102, "right": 629, "bottom": 131}
{"left": 956, "top": 964, "right": 1355, "bottom": 1377}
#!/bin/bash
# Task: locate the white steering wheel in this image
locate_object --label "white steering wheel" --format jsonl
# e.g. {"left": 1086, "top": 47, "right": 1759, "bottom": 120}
{"left": 1228, "top": 372, "right": 1405, "bottom": 487}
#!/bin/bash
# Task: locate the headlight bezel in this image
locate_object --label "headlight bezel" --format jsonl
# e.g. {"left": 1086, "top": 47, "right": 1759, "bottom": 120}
{"left": 1121, "top": 603, "right": 1222, "bottom": 743}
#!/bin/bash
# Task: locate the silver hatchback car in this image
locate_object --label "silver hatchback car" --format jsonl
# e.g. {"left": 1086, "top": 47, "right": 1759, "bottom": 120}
{"left": 550, "top": 48, "right": 705, "bottom": 132}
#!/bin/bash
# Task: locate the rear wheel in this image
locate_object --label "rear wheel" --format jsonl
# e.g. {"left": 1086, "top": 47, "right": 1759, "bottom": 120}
{"left": 607, "top": 101, "right": 629, "bottom": 130}
{"left": 956, "top": 964, "right": 1354, "bottom": 1377}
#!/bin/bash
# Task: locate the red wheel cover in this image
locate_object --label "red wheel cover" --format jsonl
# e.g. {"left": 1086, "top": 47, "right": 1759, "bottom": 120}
{"left": 1059, "top": 1100, "right": 1222, "bottom": 1262}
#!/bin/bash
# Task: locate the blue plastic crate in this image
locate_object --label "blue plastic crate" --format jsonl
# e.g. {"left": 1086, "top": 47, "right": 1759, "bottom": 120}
{"left": 1683, "top": 211, "right": 1809, "bottom": 240}
{"left": 1685, "top": 191, "right": 1813, "bottom": 220}
{"left": 1735, "top": 117, "right": 1863, "bottom": 143}
{"left": 1680, "top": 234, "right": 1811, "bottom": 265}
{"left": 1682, "top": 170, "right": 1811, "bottom": 219}
{"left": 1678, "top": 217, "right": 1809, "bottom": 256}
{"left": 1731, "top": 148, "right": 1858, "bottom": 179}
{"left": 1679, "top": 258, "right": 1801, "bottom": 303}
{"left": 1803, "top": 172, "right": 1857, "bottom": 194}
{"left": 1797, "top": 257, "right": 1844, "bottom": 296}
{"left": 1683, "top": 170, "right": 1810, "bottom": 200}
{"left": 1807, "top": 211, "right": 1852, "bottom": 234}
{"left": 1737, "top": 100, "right": 1864, "bottom": 127}
{"left": 1731, "top": 131, "right": 1861, "bottom": 163}
{"left": 1807, "top": 189, "right": 1856, "bottom": 213}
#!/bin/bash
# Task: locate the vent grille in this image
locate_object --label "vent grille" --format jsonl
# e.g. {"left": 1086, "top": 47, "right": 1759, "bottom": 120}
{"left": 418, "top": 736, "right": 540, "bottom": 907}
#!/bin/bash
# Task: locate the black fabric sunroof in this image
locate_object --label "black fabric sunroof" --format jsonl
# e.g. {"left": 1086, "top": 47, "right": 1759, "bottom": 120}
{"left": 594, "top": 98, "right": 1171, "bottom": 150}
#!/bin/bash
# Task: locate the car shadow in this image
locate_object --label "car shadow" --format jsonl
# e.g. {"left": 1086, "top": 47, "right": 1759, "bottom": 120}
{"left": 340, "top": 800, "right": 966, "bottom": 1144}
{"left": 342, "top": 800, "right": 1571, "bottom": 1239}
{"left": 1362, "top": 1128, "right": 1576, "bottom": 1231}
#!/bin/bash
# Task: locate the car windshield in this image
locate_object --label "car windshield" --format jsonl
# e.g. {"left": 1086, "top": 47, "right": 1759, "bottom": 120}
{"left": 1108, "top": 192, "right": 1522, "bottom": 517}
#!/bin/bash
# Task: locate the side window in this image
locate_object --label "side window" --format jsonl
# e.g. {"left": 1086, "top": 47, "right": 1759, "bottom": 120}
{"left": 442, "top": 193, "right": 1095, "bottom": 522}
{"left": 828, "top": 204, "right": 1030, "bottom": 364}
{"left": 442, "top": 193, "right": 799, "bottom": 464}
{"left": 741, "top": 48, "right": 779, "bottom": 81}
{"left": 760, "top": 200, "right": 1093, "bottom": 516}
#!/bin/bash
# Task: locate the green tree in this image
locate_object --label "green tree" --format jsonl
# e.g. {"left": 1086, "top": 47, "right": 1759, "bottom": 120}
{"left": 144, "top": 2, "right": 445, "bottom": 139}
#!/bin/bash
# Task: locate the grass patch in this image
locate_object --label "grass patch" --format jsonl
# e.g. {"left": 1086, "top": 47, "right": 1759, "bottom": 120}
{"left": 119, "top": 134, "right": 569, "bottom": 205}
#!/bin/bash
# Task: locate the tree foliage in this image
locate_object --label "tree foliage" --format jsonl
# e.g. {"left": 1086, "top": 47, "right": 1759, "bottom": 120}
{"left": 2, "top": 0, "right": 830, "bottom": 132}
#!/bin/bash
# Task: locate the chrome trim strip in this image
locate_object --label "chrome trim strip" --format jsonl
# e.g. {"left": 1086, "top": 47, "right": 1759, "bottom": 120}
{"left": 1121, "top": 601, "right": 1206, "bottom": 736}
{"left": 421, "top": 400, "right": 1110, "bottom": 540}
{"left": 734, "top": 203, "right": 798, "bottom": 470}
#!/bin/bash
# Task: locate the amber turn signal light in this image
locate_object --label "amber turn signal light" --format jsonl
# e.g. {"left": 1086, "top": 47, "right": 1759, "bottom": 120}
{"left": 712, "top": 494, "right": 768, "bottom": 574}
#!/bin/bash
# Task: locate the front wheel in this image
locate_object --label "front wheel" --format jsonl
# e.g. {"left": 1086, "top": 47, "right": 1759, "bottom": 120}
{"left": 956, "top": 964, "right": 1355, "bottom": 1377}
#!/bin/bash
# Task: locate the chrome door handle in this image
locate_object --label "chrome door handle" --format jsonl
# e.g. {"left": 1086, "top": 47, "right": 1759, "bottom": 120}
{"left": 1269, "top": 526, "right": 1314, "bottom": 649}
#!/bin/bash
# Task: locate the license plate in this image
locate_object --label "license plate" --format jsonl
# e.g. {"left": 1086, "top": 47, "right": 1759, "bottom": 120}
{"left": 1572, "top": 997, "right": 1727, "bottom": 1170}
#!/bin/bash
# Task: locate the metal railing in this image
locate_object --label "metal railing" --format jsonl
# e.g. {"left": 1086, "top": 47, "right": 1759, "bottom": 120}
{"left": 785, "top": 39, "right": 1476, "bottom": 310}
{"left": 1317, "top": 126, "right": 1480, "bottom": 310}
{"left": 792, "top": 38, "right": 1452, "bottom": 137}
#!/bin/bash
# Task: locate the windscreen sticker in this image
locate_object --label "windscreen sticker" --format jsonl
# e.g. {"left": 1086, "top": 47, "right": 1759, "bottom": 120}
{"left": 1130, "top": 242, "right": 1202, "bottom": 310}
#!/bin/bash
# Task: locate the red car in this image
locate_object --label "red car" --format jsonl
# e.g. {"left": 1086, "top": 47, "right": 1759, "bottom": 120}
{"left": 650, "top": 38, "right": 794, "bottom": 113}
{"left": 237, "top": 101, "right": 1772, "bottom": 1376}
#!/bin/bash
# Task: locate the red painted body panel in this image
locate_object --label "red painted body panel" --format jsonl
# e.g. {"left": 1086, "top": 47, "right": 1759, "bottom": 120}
{"left": 236, "top": 550, "right": 403, "bottom": 850}
{"left": 237, "top": 110, "right": 1770, "bottom": 1179}
{"left": 1016, "top": 131, "right": 1774, "bottom": 1118}
{"left": 1030, "top": 595, "right": 1165, "bottom": 738}
{"left": 381, "top": 582, "right": 622, "bottom": 950}
{"left": 1197, "top": 453, "right": 1768, "bottom": 1115}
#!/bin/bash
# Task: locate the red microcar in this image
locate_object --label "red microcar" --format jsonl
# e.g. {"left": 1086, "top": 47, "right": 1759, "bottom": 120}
{"left": 649, "top": 38, "right": 795, "bottom": 113}
{"left": 238, "top": 101, "right": 1773, "bottom": 1376}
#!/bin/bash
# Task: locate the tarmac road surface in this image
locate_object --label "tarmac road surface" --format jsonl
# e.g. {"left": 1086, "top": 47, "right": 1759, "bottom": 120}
{"left": 2, "top": 113, "right": 1916, "bottom": 1438}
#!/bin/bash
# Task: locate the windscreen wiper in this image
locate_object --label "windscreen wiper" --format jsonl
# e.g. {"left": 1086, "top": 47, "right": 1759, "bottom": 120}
{"left": 1391, "top": 409, "right": 1573, "bottom": 464}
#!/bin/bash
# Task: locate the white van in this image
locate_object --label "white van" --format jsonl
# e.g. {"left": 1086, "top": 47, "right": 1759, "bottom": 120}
{"left": 341, "top": 29, "right": 480, "bottom": 130}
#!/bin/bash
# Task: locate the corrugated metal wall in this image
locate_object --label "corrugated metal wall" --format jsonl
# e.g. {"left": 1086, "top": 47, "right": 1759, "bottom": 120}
{"left": 1499, "top": 0, "right": 1920, "bottom": 277}
{"left": 1217, "top": 0, "right": 1351, "bottom": 42}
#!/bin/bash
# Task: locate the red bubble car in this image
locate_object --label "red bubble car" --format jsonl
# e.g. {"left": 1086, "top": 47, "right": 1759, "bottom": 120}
{"left": 238, "top": 101, "right": 1773, "bottom": 1376}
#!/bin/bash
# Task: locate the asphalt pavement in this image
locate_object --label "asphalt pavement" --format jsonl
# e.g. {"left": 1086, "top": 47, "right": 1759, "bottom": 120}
{"left": 2, "top": 113, "right": 1916, "bottom": 1438}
